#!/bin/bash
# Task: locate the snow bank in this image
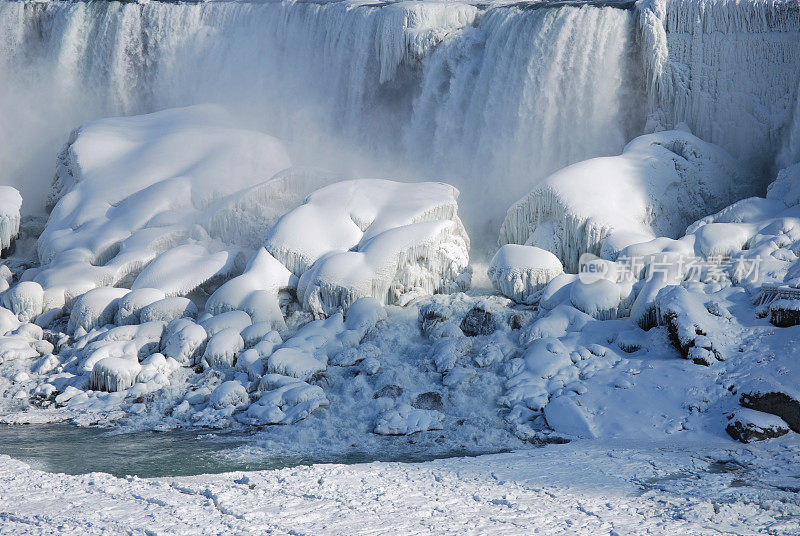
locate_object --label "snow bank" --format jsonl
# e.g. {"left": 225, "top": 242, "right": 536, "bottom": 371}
{"left": 498, "top": 130, "right": 747, "bottom": 271}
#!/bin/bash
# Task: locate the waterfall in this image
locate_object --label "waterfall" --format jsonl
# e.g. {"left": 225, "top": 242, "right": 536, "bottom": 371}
{"left": 0, "top": 0, "right": 798, "bottom": 248}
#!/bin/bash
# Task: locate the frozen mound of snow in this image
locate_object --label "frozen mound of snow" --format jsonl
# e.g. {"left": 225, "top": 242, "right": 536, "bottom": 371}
{"left": 114, "top": 288, "right": 166, "bottom": 326}
{"left": 67, "top": 287, "right": 129, "bottom": 335}
{"left": 161, "top": 322, "right": 207, "bottom": 366}
{"left": 0, "top": 186, "right": 22, "bottom": 256}
{"left": 265, "top": 179, "right": 470, "bottom": 316}
{"left": 204, "top": 248, "right": 292, "bottom": 328}
{"left": 2, "top": 281, "right": 44, "bottom": 323}
{"left": 488, "top": 245, "right": 564, "bottom": 304}
{"left": 209, "top": 381, "right": 249, "bottom": 410}
{"left": 89, "top": 356, "right": 141, "bottom": 392}
{"left": 498, "top": 130, "right": 748, "bottom": 272}
{"left": 34, "top": 105, "right": 291, "bottom": 303}
{"left": 201, "top": 328, "right": 244, "bottom": 370}
{"left": 131, "top": 244, "right": 242, "bottom": 298}
{"left": 139, "top": 297, "right": 198, "bottom": 324}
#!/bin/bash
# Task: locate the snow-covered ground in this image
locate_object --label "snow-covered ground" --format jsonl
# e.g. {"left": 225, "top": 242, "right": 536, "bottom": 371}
{"left": 3, "top": 440, "right": 800, "bottom": 535}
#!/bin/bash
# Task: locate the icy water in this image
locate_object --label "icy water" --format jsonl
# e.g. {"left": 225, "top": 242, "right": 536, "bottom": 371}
{"left": 0, "top": 424, "right": 504, "bottom": 478}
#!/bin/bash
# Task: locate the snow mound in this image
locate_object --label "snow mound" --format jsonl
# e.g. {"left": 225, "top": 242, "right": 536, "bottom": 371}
{"left": 265, "top": 179, "right": 470, "bottom": 316}
{"left": 488, "top": 245, "right": 564, "bottom": 304}
{"left": 67, "top": 287, "right": 129, "bottom": 335}
{"left": 209, "top": 381, "right": 249, "bottom": 410}
{"left": 0, "top": 186, "right": 22, "bottom": 256}
{"left": 89, "top": 356, "right": 141, "bottom": 392}
{"left": 34, "top": 105, "right": 291, "bottom": 302}
{"left": 498, "top": 130, "right": 748, "bottom": 271}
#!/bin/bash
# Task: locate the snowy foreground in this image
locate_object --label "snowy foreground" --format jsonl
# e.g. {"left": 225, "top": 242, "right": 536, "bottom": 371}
{"left": 3, "top": 440, "right": 800, "bottom": 535}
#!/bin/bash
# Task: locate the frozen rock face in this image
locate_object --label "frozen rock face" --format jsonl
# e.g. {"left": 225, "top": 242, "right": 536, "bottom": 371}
{"left": 637, "top": 0, "right": 800, "bottom": 173}
{"left": 34, "top": 105, "right": 291, "bottom": 304}
{"left": 266, "top": 179, "right": 471, "bottom": 316}
{"left": 0, "top": 186, "right": 22, "bottom": 256}
{"left": 488, "top": 245, "right": 564, "bottom": 304}
{"left": 498, "top": 130, "right": 748, "bottom": 272}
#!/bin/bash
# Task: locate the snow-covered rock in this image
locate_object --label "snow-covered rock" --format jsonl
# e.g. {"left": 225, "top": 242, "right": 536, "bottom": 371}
{"left": 114, "top": 288, "right": 166, "bottom": 326}
{"left": 209, "top": 381, "right": 249, "bottom": 410}
{"left": 89, "top": 356, "right": 142, "bottom": 392}
{"left": 67, "top": 287, "right": 129, "bottom": 335}
{"left": 265, "top": 179, "right": 470, "bottom": 316}
{"left": 373, "top": 403, "right": 445, "bottom": 435}
{"left": 33, "top": 105, "right": 291, "bottom": 302}
{"left": 498, "top": 130, "right": 748, "bottom": 271}
{"left": 726, "top": 408, "right": 790, "bottom": 443}
{"left": 3, "top": 281, "right": 44, "bottom": 323}
{"left": 202, "top": 328, "right": 244, "bottom": 369}
{"left": 139, "top": 297, "right": 197, "bottom": 324}
{"left": 488, "top": 245, "right": 564, "bottom": 304}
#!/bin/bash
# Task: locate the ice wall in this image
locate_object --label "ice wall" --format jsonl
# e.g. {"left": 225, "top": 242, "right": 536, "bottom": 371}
{"left": 637, "top": 0, "right": 800, "bottom": 176}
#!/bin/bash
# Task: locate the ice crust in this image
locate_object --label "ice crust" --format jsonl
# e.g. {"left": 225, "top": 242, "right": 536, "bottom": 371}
{"left": 0, "top": 186, "right": 21, "bottom": 255}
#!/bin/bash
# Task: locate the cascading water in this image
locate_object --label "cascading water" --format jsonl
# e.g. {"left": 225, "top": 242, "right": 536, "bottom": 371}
{"left": 0, "top": 0, "right": 798, "bottom": 249}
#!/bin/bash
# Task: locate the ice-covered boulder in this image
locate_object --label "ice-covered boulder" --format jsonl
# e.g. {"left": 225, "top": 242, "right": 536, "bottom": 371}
{"left": 0, "top": 186, "right": 22, "bottom": 256}
{"left": 209, "top": 381, "right": 249, "bottom": 410}
{"left": 265, "top": 179, "right": 470, "bottom": 316}
{"left": 3, "top": 281, "right": 44, "bottom": 323}
{"left": 373, "top": 403, "right": 445, "bottom": 435}
{"left": 202, "top": 327, "right": 244, "bottom": 369}
{"left": 488, "top": 245, "right": 564, "bottom": 303}
{"left": 34, "top": 105, "right": 291, "bottom": 302}
{"left": 161, "top": 322, "right": 208, "bottom": 366}
{"left": 204, "top": 248, "right": 291, "bottom": 329}
{"left": 113, "top": 288, "right": 166, "bottom": 325}
{"left": 67, "top": 287, "right": 129, "bottom": 334}
{"left": 89, "top": 356, "right": 141, "bottom": 392}
{"left": 498, "top": 130, "right": 748, "bottom": 271}
{"left": 139, "top": 297, "right": 197, "bottom": 324}
{"left": 246, "top": 375, "right": 328, "bottom": 424}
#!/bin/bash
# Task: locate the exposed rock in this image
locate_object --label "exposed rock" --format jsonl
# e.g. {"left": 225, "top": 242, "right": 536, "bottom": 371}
{"left": 740, "top": 388, "right": 800, "bottom": 433}
{"left": 413, "top": 391, "right": 443, "bottom": 411}
{"left": 460, "top": 306, "right": 495, "bottom": 337}
{"left": 726, "top": 408, "right": 790, "bottom": 443}
{"left": 374, "top": 384, "right": 403, "bottom": 399}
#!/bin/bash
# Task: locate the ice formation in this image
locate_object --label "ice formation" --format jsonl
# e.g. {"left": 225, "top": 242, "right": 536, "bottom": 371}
{"left": 0, "top": 186, "right": 21, "bottom": 256}
{"left": 498, "top": 129, "right": 749, "bottom": 272}
{"left": 488, "top": 245, "right": 564, "bottom": 304}
{"left": 266, "top": 179, "right": 470, "bottom": 316}
{"left": 34, "top": 105, "right": 290, "bottom": 305}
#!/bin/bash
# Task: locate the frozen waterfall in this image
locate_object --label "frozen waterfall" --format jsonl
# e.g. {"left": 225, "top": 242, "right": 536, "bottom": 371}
{"left": 0, "top": 0, "right": 798, "bottom": 248}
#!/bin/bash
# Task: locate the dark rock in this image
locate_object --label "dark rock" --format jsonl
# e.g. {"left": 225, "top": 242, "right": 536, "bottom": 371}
{"left": 726, "top": 409, "right": 790, "bottom": 443}
{"left": 509, "top": 313, "right": 526, "bottom": 330}
{"left": 769, "top": 299, "right": 800, "bottom": 327}
{"left": 418, "top": 303, "right": 451, "bottom": 338}
{"left": 413, "top": 391, "right": 443, "bottom": 411}
{"left": 740, "top": 389, "right": 800, "bottom": 432}
{"left": 373, "top": 384, "right": 403, "bottom": 399}
{"left": 460, "top": 306, "right": 495, "bottom": 337}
